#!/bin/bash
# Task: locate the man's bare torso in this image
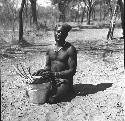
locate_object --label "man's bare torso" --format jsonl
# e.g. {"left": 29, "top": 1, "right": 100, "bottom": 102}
{"left": 48, "top": 42, "right": 71, "bottom": 72}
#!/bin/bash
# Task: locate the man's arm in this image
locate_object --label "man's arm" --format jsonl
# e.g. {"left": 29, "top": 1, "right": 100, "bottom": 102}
{"left": 44, "top": 50, "right": 51, "bottom": 71}
{"left": 57, "top": 46, "right": 77, "bottom": 78}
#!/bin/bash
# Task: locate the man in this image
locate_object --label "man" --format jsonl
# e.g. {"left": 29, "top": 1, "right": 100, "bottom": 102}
{"left": 44, "top": 24, "right": 77, "bottom": 103}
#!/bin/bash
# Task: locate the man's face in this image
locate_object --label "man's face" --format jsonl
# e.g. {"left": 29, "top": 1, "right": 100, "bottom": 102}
{"left": 54, "top": 26, "right": 68, "bottom": 44}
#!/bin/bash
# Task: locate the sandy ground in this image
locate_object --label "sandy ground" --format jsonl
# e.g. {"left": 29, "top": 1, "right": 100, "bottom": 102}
{"left": 1, "top": 28, "right": 125, "bottom": 121}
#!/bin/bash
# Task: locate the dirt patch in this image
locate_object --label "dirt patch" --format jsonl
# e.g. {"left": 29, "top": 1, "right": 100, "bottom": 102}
{"left": 1, "top": 29, "right": 124, "bottom": 121}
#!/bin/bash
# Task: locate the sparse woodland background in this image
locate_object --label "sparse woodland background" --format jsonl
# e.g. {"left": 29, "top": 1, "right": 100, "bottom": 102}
{"left": 0, "top": 0, "right": 122, "bottom": 46}
{"left": 1, "top": 0, "right": 124, "bottom": 121}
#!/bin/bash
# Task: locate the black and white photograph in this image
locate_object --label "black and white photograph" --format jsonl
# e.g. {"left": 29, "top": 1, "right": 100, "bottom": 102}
{"left": 1, "top": 0, "right": 124, "bottom": 121}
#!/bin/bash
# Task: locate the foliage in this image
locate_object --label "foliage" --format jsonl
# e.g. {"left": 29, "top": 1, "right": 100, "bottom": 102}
{"left": 0, "top": 0, "right": 122, "bottom": 29}
{"left": 0, "top": 0, "right": 18, "bottom": 29}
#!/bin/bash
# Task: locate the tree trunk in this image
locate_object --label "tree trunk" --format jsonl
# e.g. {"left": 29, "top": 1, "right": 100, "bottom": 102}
{"left": 75, "top": 11, "right": 77, "bottom": 22}
{"left": 86, "top": 11, "right": 88, "bottom": 20}
{"left": 59, "top": 12, "right": 65, "bottom": 22}
{"left": 100, "top": 2, "right": 102, "bottom": 21}
{"left": 92, "top": 7, "right": 95, "bottom": 20}
{"left": 81, "top": 10, "right": 85, "bottom": 23}
{"left": 87, "top": 8, "right": 92, "bottom": 25}
{"left": 117, "top": 0, "right": 124, "bottom": 36}
{"left": 103, "top": 8, "right": 107, "bottom": 20}
{"left": 19, "top": 0, "right": 25, "bottom": 43}
{"left": 29, "top": 0, "right": 37, "bottom": 25}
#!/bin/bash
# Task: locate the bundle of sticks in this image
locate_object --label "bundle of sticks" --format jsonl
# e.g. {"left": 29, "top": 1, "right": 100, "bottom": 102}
{"left": 12, "top": 63, "right": 54, "bottom": 84}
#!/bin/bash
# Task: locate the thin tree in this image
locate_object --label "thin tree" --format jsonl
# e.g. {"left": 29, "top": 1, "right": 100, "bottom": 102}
{"left": 82, "top": 0, "right": 98, "bottom": 24}
{"left": 19, "top": 0, "right": 37, "bottom": 45}
{"left": 19, "top": 0, "right": 26, "bottom": 43}
{"left": 51, "top": 0, "right": 72, "bottom": 22}
{"left": 29, "top": 0, "right": 37, "bottom": 25}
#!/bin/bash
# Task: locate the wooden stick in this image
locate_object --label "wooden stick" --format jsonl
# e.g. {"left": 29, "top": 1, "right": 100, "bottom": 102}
{"left": 12, "top": 65, "right": 26, "bottom": 78}
{"left": 18, "top": 63, "right": 33, "bottom": 82}
{"left": 16, "top": 64, "right": 28, "bottom": 79}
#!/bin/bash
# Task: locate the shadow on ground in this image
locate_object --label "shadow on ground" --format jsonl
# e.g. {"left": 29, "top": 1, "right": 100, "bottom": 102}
{"left": 62, "top": 83, "right": 113, "bottom": 102}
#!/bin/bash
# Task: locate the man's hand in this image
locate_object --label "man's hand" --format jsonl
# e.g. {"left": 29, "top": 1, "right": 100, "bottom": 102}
{"left": 32, "top": 69, "right": 46, "bottom": 76}
{"left": 42, "top": 71, "right": 53, "bottom": 75}
{"left": 54, "top": 72, "right": 61, "bottom": 78}
{"left": 42, "top": 71, "right": 60, "bottom": 78}
{"left": 31, "top": 71, "right": 55, "bottom": 84}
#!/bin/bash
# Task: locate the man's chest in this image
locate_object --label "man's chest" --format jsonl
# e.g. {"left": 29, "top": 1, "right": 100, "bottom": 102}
{"left": 49, "top": 49, "right": 69, "bottom": 61}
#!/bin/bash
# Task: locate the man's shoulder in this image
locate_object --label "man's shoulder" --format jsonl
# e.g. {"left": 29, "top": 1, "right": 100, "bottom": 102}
{"left": 66, "top": 42, "right": 77, "bottom": 54}
{"left": 66, "top": 42, "right": 75, "bottom": 49}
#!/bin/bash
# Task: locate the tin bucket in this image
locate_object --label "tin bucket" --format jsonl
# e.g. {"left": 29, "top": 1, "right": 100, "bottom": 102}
{"left": 28, "top": 82, "right": 51, "bottom": 104}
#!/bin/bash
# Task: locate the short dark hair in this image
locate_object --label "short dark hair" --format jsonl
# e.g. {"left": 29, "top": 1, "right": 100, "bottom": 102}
{"left": 55, "top": 24, "right": 72, "bottom": 33}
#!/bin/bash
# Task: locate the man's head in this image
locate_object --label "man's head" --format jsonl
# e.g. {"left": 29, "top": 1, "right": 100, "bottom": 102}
{"left": 54, "top": 24, "right": 72, "bottom": 45}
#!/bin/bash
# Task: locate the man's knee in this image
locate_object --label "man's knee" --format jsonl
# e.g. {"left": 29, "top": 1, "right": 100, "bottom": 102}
{"left": 56, "top": 83, "right": 70, "bottom": 95}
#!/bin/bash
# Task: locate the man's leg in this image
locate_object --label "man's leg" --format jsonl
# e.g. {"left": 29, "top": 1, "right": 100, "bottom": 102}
{"left": 48, "top": 83, "right": 70, "bottom": 103}
{"left": 48, "top": 79, "right": 72, "bottom": 103}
